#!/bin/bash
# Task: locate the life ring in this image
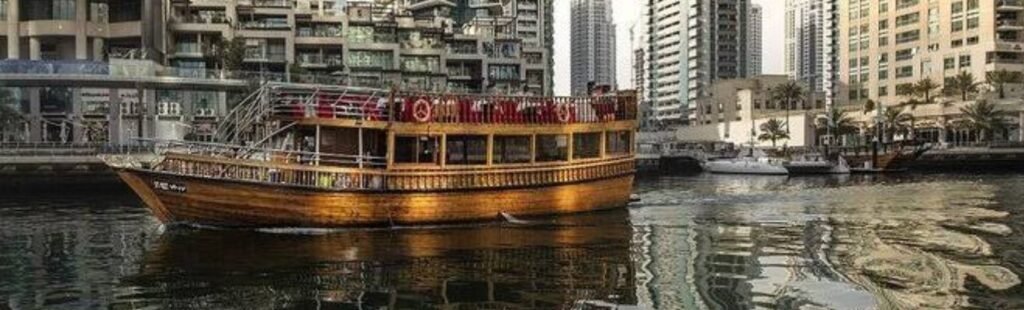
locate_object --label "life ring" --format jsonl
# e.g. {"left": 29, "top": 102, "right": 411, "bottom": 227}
{"left": 412, "top": 98, "right": 432, "bottom": 123}
{"left": 556, "top": 103, "right": 572, "bottom": 123}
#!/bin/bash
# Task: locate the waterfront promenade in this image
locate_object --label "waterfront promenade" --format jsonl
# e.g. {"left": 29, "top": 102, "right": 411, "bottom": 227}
{"left": 0, "top": 142, "right": 153, "bottom": 175}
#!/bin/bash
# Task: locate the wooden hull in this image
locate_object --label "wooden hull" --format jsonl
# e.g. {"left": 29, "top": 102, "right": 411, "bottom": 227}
{"left": 116, "top": 168, "right": 634, "bottom": 228}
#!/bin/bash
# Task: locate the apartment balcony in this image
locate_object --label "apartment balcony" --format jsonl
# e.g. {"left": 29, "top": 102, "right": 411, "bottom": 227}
{"left": 239, "top": 19, "right": 291, "bottom": 30}
{"left": 238, "top": 0, "right": 292, "bottom": 8}
{"left": 998, "top": 0, "right": 1024, "bottom": 12}
{"left": 174, "top": 0, "right": 231, "bottom": 8}
{"left": 174, "top": 14, "right": 229, "bottom": 25}
{"left": 518, "top": 0, "right": 538, "bottom": 9}
{"left": 171, "top": 14, "right": 231, "bottom": 32}
{"left": 296, "top": 54, "right": 344, "bottom": 68}
{"left": 244, "top": 50, "right": 287, "bottom": 63}
{"left": 995, "top": 40, "right": 1024, "bottom": 52}
{"left": 997, "top": 19, "right": 1024, "bottom": 31}
{"left": 173, "top": 44, "right": 216, "bottom": 58}
{"left": 987, "top": 52, "right": 1023, "bottom": 65}
{"left": 407, "top": 0, "right": 457, "bottom": 11}
{"left": 448, "top": 43, "right": 479, "bottom": 55}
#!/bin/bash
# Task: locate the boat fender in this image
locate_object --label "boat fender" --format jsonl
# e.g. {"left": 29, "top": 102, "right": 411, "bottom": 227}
{"left": 499, "top": 212, "right": 531, "bottom": 225}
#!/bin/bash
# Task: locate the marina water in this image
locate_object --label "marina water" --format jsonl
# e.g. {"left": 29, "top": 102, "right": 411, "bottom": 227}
{"left": 2, "top": 173, "right": 1023, "bottom": 309}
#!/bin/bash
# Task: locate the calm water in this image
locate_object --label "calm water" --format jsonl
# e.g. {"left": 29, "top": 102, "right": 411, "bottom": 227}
{"left": 2, "top": 174, "right": 1024, "bottom": 309}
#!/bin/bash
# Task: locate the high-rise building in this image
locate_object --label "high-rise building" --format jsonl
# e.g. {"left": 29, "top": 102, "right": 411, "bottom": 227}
{"left": 630, "top": 9, "right": 652, "bottom": 127}
{"left": 686, "top": 0, "right": 757, "bottom": 123}
{"left": 0, "top": 0, "right": 555, "bottom": 143}
{"left": 640, "top": 0, "right": 757, "bottom": 126}
{"left": 570, "top": 0, "right": 616, "bottom": 95}
{"left": 838, "top": 0, "right": 1024, "bottom": 108}
{"left": 631, "top": 8, "right": 649, "bottom": 102}
{"left": 642, "top": 0, "right": 687, "bottom": 124}
{"left": 786, "top": 0, "right": 839, "bottom": 108}
{"left": 749, "top": 4, "right": 763, "bottom": 77}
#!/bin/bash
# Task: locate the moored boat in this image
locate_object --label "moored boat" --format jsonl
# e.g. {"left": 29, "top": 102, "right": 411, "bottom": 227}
{"left": 703, "top": 156, "right": 789, "bottom": 175}
{"left": 103, "top": 83, "right": 639, "bottom": 228}
{"left": 784, "top": 153, "right": 850, "bottom": 175}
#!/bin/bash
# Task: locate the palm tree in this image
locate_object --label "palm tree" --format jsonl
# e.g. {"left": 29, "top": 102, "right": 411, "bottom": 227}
{"left": 816, "top": 108, "right": 858, "bottom": 136}
{"left": 960, "top": 100, "right": 1007, "bottom": 142}
{"left": 863, "top": 99, "right": 877, "bottom": 115}
{"left": 986, "top": 69, "right": 1022, "bottom": 99}
{"left": 947, "top": 71, "right": 982, "bottom": 101}
{"left": 882, "top": 106, "right": 913, "bottom": 142}
{"left": 909, "top": 78, "right": 941, "bottom": 109}
{"left": 758, "top": 118, "right": 790, "bottom": 148}
{"left": 816, "top": 108, "right": 858, "bottom": 148}
{"left": 770, "top": 82, "right": 806, "bottom": 133}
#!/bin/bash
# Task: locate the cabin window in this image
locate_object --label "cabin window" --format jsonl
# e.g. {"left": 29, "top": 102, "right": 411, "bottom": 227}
{"left": 573, "top": 132, "right": 601, "bottom": 159}
{"left": 446, "top": 135, "right": 488, "bottom": 165}
{"left": 607, "top": 131, "right": 632, "bottom": 155}
{"left": 535, "top": 134, "right": 568, "bottom": 162}
{"left": 394, "top": 135, "right": 439, "bottom": 164}
{"left": 494, "top": 136, "right": 531, "bottom": 164}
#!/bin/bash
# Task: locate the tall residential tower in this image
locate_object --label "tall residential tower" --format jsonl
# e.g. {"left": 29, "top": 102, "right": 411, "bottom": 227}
{"left": 640, "top": 0, "right": 758, "bottom": 125}
{"left": 570, "top": 0, "right": 616, "bottom": 95}
{"left": 749, "top": 4, "right": 763, "bottom": 77}
{"left": 786, "top": 0, "right": 839, "bottom": 108}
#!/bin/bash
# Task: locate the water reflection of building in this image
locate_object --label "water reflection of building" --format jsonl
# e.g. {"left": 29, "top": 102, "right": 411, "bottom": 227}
{"left": 0, "top": 192, "right": 157, "bottom": 309}
{"left": 121, "top": 212, "right": 637, "bottom": 309}
{"left": 632, "top": 224, "right": 703, "bottom": 309}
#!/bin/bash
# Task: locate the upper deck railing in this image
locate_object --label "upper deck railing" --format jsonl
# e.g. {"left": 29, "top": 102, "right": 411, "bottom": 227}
{"left": 265, "top": 83, "right": 638, "bottom": 125}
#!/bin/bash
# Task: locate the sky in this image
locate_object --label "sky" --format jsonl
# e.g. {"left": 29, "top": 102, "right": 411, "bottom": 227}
{"left": 552, "top": 0, "right": 785, "bottom": 96}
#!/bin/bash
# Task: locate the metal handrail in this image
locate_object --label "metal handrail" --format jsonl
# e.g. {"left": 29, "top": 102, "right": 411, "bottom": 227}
{"left": 144, "top": 139, "right": 387, "bottom": 167}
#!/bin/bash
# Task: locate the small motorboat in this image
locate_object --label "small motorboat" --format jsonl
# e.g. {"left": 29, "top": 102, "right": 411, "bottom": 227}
{"left": 703, "top": 156, "right": 789, "bottom": 175}
{"left": 785, "top": 153, "right": 851, "bottom": 175}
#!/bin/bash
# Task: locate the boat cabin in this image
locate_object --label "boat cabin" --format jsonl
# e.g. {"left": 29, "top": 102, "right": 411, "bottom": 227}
{"left": 263, "top": 85, "right": 637, "bottom": 171}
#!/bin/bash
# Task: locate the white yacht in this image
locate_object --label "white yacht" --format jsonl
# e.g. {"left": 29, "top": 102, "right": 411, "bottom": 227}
{"left": 702, "top": 149, "right": 789, "bottom": 175}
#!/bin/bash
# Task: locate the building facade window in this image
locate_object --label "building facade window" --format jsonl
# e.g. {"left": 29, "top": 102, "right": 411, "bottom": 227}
{"left": 959, "top": 55, "right": 971, "bottom": 68}
{"left": 896, "top": 66, "right": 913, "bottom": 78}
{"left": 895, "top": 30, "right": 920, "bottom": 44}
{"left": 21, "top": 0, "right": 76, "bottom": 20}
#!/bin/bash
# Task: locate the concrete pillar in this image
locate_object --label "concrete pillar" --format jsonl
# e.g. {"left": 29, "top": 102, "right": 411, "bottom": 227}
{"left": 92, "top": 38, "right": 104, "bottom": 61}
{"left": 27, "top": 89, "right": 41, "bottom": 142}
{"left": 1019, "top": 111, "right": 1024, "bottom": 142}
{"left": 29, "top": 37, "right": 41, "bottom": 60}
{"left": 108, "top": 89, "right": 121, "bottom": 144}
{"left": 75, "top": 0, "right": 88, "bottom": 60}
{"left": 6, "top": 0, "right": 19, "bottom": 59}
{"left": 72, "top": 89, "right": 84, "bottom": 142}
{"left": 141, "top": 88, "right": 157, "bottom": 139}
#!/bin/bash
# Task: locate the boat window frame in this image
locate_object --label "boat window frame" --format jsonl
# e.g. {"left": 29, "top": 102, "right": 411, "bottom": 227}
{"left": 392, "top": 134, "right": 441, "bottom": 166}
{"left": 535, "top": 134, "right": 569, "bottom": 163}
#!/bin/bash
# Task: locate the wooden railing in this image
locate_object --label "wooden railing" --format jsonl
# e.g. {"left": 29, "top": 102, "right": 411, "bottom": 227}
{"left": 265, "top": 83, "right": 638, "bottom": 125}
{"left": 156, "top": 154, "right": 635, "bottom": 192}
{"left": 152, "top": 139, "right": 387, "bottom": 168}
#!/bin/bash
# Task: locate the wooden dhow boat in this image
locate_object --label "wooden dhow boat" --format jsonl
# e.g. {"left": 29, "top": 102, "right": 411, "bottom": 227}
{"left": 104, "top": 83, "right": 639, "bottom": 227}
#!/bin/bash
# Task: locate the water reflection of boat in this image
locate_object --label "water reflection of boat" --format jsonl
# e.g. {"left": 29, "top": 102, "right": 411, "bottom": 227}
{"left": 120, "top": 210, "right": 638, "bottom": 309}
